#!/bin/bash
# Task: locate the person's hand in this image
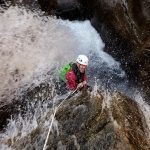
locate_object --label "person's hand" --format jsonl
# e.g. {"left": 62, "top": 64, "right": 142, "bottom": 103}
{"left": 77, "top": 82, "right": 84, "bottom": 89}
{"left": 77, "top": 81, "right": 87, "bottom": 89}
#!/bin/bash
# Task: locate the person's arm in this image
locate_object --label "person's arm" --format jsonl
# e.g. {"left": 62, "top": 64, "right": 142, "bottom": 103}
{"left": 77, "top": 74, "right": 88, "bottom": 89}
{"left": 66, "top": 71, "right": 77, "bottom": 90}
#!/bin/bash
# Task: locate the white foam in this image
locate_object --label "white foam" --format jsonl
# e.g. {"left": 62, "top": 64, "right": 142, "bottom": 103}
{"left": 0, "top": 6, "right": 103, "bottom": 103}
{"left": 0, "top": 6, "right": 125, "bottom": 104}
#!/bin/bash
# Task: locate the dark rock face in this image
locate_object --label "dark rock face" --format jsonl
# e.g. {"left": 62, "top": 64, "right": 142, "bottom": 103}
{"left": 52, "top": 0, "right": 91, "bottom": 20}
{"left": 38, "top": 0, "right": 57, "bottom": 14}
{"left": 0, "top": 0, "right": 5, "bottom": 5}
{"left": 79, "top": 0, "right": 150, "bottom": 50}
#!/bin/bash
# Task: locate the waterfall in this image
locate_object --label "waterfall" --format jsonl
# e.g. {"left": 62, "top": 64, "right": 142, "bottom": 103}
{"left": 0, "top": 6, "right": 150, "bottom": 150}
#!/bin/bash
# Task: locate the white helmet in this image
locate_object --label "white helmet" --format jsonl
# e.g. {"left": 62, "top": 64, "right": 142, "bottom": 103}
{"left": 76, "top": 55, "right": 89, "bottom": 66}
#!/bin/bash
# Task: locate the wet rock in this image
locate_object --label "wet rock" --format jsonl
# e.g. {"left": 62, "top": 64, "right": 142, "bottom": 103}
{"left": 0, "top": 0, "right": 5, "bottom": 5}
{"left": 0, "top": 99, "right": 21, "bottom": 130}
{"left": 5, "top": 91, "right": 150, "bottom": 150}
{"left": 38, "top": 0, "right": 57, "bottom": 14}
{"left": 37, "top": 0, "right": 91, "bottom": 20}
{"left": 111, "top": 93, "right": 150, "bottom": 150}
{"left": 49, "top": 91, "right": 150, "bottom": 149}
{"left": 54, "top": 0, "right": 90, "bottom": 20}
{"left": 1, "top": 0, "right": 40, "bottom": 10}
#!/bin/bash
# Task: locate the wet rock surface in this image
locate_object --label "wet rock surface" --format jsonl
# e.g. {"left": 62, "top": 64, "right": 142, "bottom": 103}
{"left": 2, "top": 90, "right": 149, "bottom": 150}
{"left": 38, "top": 0, "right": 57, "bottom": 14}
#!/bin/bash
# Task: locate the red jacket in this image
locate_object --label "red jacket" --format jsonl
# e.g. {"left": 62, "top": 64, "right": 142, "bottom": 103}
{"left": 66, "top": 70, "right": 87, "bottom": 90}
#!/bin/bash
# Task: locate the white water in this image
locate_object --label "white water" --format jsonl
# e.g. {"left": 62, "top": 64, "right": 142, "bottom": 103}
{"left": 0, "top": 6, "right": 150, "bottom": 150}
{"left": 0, "top": 6, "right": 122, "bottom": 148}
{"left": 0, "top": 6, "right": 123, "bottom": 105}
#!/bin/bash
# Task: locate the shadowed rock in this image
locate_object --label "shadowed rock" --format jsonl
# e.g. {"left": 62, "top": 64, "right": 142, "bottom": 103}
{"left": 38, "top": 0, "right": 57, "bottom": 14}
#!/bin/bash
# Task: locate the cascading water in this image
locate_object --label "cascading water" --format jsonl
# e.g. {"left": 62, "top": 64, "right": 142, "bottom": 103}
{"left": 0, "top": 5, "right": 150, "bottom": 150}
{"left": 0, "top": 5, "right": 127, "bottom": 107}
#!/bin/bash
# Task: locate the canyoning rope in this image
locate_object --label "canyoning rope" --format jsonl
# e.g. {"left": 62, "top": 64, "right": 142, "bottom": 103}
{"left": 42, "top": 88, "right": 78, "bottom": 150}
{"left": 42, "top": 108, "right": 57, "bottom": 150}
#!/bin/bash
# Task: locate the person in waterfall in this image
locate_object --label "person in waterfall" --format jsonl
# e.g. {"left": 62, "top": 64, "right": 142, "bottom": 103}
{"left": 59, "top": 54, "right": 89, "bottom": 93}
